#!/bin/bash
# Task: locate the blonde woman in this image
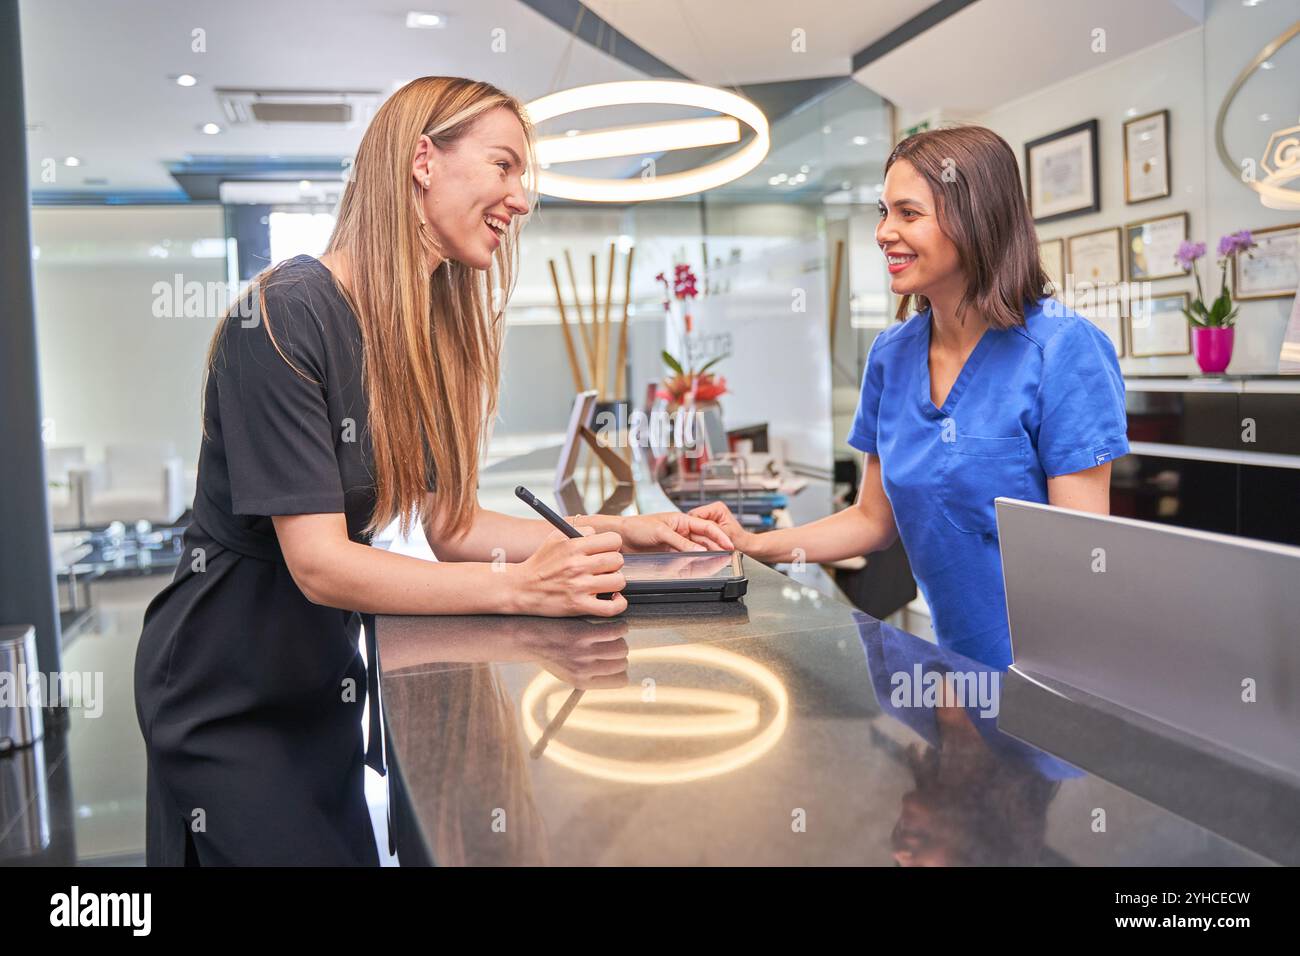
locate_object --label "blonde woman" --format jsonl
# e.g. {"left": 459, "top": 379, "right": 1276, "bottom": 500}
{"left": 134, "top": 77, "right": 730, "bottom": 866}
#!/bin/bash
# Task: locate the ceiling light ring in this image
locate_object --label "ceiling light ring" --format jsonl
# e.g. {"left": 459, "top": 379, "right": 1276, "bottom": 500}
{"left": 525, "top": 80, "right": 770, "bottom": 203}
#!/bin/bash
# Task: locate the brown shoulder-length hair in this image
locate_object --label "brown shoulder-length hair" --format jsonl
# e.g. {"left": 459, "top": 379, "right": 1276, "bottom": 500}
{"left": 886, "top": 126, "right": 1048, "bottom": 328}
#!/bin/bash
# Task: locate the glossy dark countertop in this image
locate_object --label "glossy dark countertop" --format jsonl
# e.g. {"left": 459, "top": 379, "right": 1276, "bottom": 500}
{"left": 376, "top": 560, "right": 1276, "bottom": 867}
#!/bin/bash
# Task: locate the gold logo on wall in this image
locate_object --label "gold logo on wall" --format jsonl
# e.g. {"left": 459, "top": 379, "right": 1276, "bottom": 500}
{"left": 1259, "top": 124, "right": 1300, "bottom": 210}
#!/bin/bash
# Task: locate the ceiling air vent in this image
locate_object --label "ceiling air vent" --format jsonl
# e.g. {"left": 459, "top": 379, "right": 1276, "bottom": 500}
{"left": 216, "top": 88, "right": 382, "bottom": 128}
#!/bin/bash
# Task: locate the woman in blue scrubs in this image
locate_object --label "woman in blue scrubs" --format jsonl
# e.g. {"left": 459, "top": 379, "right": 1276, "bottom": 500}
{"left": 692, "top": 126, "right": 1128, "bottom": 669}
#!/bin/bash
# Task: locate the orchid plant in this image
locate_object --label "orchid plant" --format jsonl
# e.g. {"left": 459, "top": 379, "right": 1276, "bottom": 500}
{"left": 655, "top": 263, "right": 727, "bottom": 406}
{"left": 1176, "top": 231, "right": 1258, "bottom": 329}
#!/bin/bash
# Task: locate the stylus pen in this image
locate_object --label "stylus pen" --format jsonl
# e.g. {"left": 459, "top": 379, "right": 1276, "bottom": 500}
{"left": 516, "top": 485, "right": 616, "bottom": 600}
{"left": 515, "top": 485, "right": 583, "bottom": 538}
{"left": 529, "top": 688, "right": 584, "bottom": 760}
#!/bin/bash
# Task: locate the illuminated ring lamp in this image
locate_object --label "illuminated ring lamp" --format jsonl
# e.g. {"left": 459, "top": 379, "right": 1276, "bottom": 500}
{"left": 525, "top": 81, "right": 771, "bottom": 203}
{"left": 519, "top": 643, "right": 789, "bottom": 785}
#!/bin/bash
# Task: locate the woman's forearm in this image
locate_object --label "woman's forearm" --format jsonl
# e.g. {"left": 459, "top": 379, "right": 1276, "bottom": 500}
{"left": 746, "top": 504, "right": 897, "bottom": 564}
{"left": 300, "top": 537, "right": 524, "bottom": 615}
{"left": 425, "top": 502, "right": 619, "bottom": 563}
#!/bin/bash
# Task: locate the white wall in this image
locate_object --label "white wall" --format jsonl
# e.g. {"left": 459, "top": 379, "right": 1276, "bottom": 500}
{"left": 33, "top": 206, "right": 227, "bottom": 468}
{"left": 897, "top": 0, "right": 1299, "bottom": 375}
{"left": 694, "top": 202, "right": 833, "bottom": 471}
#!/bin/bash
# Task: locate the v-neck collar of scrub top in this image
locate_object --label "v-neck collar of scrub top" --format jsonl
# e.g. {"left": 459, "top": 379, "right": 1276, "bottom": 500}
{"left": 919, "top": 308, "right": 997, "bottom": 420}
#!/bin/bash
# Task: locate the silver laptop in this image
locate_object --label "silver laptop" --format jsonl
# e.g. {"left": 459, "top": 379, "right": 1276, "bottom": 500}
{"left": 995, "top": 497, "right": 1300, "bottom": 778}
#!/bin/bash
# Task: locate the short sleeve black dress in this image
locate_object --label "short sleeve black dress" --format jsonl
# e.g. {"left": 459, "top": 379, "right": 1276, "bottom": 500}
{"left": 134, "top": 254, "right": 402, "bottom": 866}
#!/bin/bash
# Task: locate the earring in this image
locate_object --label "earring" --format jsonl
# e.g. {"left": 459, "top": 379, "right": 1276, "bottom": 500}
{"left": 424, "top": 177, "right": 431, "bottom": 187}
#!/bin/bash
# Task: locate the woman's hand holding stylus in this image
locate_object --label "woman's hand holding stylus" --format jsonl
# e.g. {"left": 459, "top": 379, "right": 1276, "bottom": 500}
{"left": 508, "top": 527, "right": 628, "bottom": 617}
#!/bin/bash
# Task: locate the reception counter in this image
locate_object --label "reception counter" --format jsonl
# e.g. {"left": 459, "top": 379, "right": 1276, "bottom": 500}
{"left": 376, "top": 500, "right": 1286, "bottom": 865}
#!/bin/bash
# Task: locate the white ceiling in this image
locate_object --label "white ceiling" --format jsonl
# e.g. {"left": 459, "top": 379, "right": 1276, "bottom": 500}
{"left": 19, "top": 0, "right": 653, "bottom": 195}
{"left": 20, "top": 0, "right": 1215, "bottom": 200}
{"left": 854, "top": 0, "right": 1206, "bottom": 115}
{"left": 584, "top": 0, "right": 937, "bottom": 84}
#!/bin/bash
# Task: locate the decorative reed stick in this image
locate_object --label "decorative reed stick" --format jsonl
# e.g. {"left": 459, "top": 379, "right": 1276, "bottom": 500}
{"left": 564, "top": 250, "right": 594, "bottom": 378}
{"left": 548, "top": 259, "right": 585, "bottom": 393}
{"left": 829, "top": 238, "right": 845, "bottom": 354}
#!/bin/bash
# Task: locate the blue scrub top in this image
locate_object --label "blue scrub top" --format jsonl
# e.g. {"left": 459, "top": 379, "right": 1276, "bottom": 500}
{"left": 846, "top": 297, "right": 1129, "bottom": 670}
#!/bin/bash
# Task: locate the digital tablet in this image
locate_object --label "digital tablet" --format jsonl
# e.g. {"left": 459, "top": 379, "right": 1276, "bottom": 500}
{"left": 605, "top": 550, "right": 748, "bottom": 604}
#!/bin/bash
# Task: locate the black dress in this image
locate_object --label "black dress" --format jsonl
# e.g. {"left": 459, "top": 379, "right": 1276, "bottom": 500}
{"left": 134, "top": 254, "right": 399, "bottom": 866}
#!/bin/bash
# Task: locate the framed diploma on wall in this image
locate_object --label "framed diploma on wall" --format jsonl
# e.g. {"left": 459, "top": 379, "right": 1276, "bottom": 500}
{"left": 1123, "top": 109, "right": 1171, "bottom": 204}
{"left": 1067, "top": 226, "right": 1122, "bottom": 284}
{"left": 1234, "top": 223, "right": 1300, "bottom": 300}
{"left": 1025, "top": 119, "right": 1100, "bottom": 224}
{"left": 1066, "top": 227, "right": 1124, "bottom": 356}
{"left": 1128, "top": 292, "right": 1191, "bottom": 358}
{"left": 1039, "top": 238, "right": 1065, "bottom": 294}
{"left": 1126, "top": 212, "right": 1190, "bottom": 281}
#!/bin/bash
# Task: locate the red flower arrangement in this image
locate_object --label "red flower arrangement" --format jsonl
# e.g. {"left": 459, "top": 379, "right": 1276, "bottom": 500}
{"left": 654, "top": 262, "right": 726, "bottom": 406}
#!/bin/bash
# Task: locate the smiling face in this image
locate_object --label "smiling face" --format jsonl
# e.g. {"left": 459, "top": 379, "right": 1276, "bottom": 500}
{"left": 414, "top": 107, "right": 532, "bottom": 271}
{"left": 875, "top": 158, "right": 963, "bottom": 301}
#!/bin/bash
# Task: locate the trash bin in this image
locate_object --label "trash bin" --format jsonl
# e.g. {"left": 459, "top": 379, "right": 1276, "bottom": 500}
{"left": 0, "top": 625, "right": 44, "bottom": 752}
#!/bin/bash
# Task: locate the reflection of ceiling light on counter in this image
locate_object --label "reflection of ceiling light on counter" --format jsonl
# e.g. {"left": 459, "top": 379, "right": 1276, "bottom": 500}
{"left": 405, "top": 11, "right": 445, "bottom": 28}
{"left": 63, "top": 156, "right": 80, "bottom": 167}
{"left": 520, "top": 643, "right": 789, "bottom": 785}
{"left": 175, "top": 74, "right": 197, "bottom": 87}
{"left": 525, "top": 81, "right": 769, "bottom": 202}
{"left": 201, "top": 122, "right": 221, "bottom": 135}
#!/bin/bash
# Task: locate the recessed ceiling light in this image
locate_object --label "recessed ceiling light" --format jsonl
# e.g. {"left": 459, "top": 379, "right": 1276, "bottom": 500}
{"left": 822, "top": 125, "right": 832, "bottom": 135}
{"left": 1125, "top": 107, "right": 1139, "bottom": 117}
{"left": 175, "top": 74, "right": 197, "bottom": 87}
{"left": 405, "top": 11, "right": 445, "bottom": 28}
{"left": 201, "top": 122, "right": 222, "bottom": 135}
{"left": 63, "top": 156, "right": 80, "bottom": 167}
{"left": 1259, "top": 113, "right": 1272, "bottom": 122}
{"left": 799, "top": 164, "right": 810, "bottom": 173}
{"left": 852, "top": 136, "right": 868, "bottom": 146}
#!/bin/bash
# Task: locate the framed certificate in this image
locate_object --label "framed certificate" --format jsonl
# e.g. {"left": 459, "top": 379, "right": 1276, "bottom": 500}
{"left": 1039, "top": 238, "right": 1065, "bottom": 294}
{"left": 1235, "top": 223, "right": 1300, "bottom": 300}
{"left": 1128, "top": 292, "right": 1191, "bottom": 358}
{"left": 1067, "top": 226, "right": 1123, "bottom": 284}
{"left": 1126, "top": 212, "right": 1190, "bottom": 281}
{"left": 1025, "top": 119, "right": 1100, "bottom": 224}
{"left": 1123, "top": 109, "right": 1171, "bottom": 204}
{"left": 1066, "top": 227, "right": 1124, "bottom": 355}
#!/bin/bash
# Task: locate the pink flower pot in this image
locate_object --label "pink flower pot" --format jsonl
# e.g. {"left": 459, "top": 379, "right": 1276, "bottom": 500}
{"left": 1192, "top": 326, "right": 1234, "bottom": 374}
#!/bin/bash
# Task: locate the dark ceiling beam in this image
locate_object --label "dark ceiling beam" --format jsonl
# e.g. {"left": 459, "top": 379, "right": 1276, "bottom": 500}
{"left": 851, "top": 0, "right": 982, "bottom": 72}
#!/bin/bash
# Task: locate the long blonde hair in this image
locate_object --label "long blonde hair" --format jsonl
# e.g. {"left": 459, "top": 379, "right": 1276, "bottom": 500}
{"left": 205, "top": 77, "right": 538, "bottom": 540}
